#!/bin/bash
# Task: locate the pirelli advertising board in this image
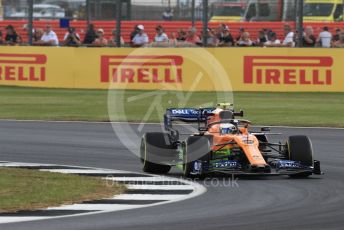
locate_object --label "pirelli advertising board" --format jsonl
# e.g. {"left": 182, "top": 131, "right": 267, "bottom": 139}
{"left": 0, "top": 46, "right": 343, "bottom": 92}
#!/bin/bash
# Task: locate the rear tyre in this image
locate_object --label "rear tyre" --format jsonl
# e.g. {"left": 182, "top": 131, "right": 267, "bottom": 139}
{"left": 140, "top": 133, "right": 175, "bottom": 174}
{"left": 183, "top": 136, "right": 211, "bottom": 178}
{"left": 287, "top": 135, "right": 313, "bottom": 178}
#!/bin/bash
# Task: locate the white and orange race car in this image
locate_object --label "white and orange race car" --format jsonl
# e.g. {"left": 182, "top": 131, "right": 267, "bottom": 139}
{"left": 140, "top": 103, "right": 322, "bottom": 178}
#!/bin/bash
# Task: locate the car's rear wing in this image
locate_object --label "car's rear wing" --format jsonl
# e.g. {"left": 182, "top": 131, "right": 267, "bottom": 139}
{"left": 164, "top": 108, "right": 214, "bottom": 124}
{"left": 164, "top": 107, "right": 244, "bottom": 133}
{"left": 164, "top": 108, "right": 215, "bottom": 134}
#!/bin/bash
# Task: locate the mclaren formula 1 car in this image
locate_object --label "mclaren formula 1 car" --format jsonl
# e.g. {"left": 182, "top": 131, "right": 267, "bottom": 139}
{"left": 140, "top": 103, "right": 322, "bottom": 178}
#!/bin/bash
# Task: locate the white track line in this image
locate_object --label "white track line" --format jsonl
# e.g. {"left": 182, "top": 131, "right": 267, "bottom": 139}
{"left": 0, "top": 217, "right": 46, "bottom": 225}
{"left": 48, "top": 204, "right": 144, "bottom": 211}
{"left": 39, "top": 169, "right": 130, "bottom": 174}
{"left": 110, "top": 194, "right": 185, "bottom": 200}
{"left": 126, "top": 184, "right": 194, "bottom": 190}
{"left": 0, "top": 162, "right": 50, "bottom": 167}
{"left": 105, "top": 177, "right": 185, "bottom": 182}
{"left": 0, "top": 162, "right": 207, "bottom": 225}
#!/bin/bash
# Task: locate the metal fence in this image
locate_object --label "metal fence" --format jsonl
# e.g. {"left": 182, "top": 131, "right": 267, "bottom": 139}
{"left": 2, "top": 0, "right": 305, "bottom": 21}
{"left": 1, "top": 0, "right": 202, "bottom": 21}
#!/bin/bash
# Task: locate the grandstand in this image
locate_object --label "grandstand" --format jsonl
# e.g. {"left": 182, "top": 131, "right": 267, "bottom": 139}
{"left": 1, "top": 20, "right": 343, "bottom": 44}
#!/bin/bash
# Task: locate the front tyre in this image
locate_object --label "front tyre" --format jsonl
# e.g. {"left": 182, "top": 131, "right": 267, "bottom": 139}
{"left": 287, "top": 135, "right": 313, "bottom": 178}
{"left": 183, "top": 136, "right": 211, "bottom": 178}
{"left": 140, "top": 133, "right": 175, "bottom": 174}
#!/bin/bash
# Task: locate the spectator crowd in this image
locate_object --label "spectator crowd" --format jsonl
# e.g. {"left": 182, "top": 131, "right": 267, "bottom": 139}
{"left": 1, "top": 23, "right": 344, "bottom": 48}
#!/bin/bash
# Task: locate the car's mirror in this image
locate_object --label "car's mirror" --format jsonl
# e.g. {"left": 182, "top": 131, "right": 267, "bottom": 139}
{"left": 234, "top": 110, "right": 244, "bottom": 117}
{"left": 261, "top": 127, "right": 271, "bottom": 132}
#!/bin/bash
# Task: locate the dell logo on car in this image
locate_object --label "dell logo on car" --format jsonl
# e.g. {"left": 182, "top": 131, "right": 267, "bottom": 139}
{"left": 171, "top": 109, "right": 190, "bottom": 115}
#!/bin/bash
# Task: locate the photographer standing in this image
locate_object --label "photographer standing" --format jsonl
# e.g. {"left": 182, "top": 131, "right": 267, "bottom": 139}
{"left": 63, "top": 27, "right": 81, "bottom": 47}
{"left": 302, "top": 26, "right": 316, "bottom": 47}
{"left": 4, "top": 25, "right": 21, "bottom": 46}
{"left": 83, "top": 24, "right": 97, "bottom": 45}
{"left": 41, "top": 25, "right": 59, "bottom": 46}
{"left": 0, "top": 30, "right": 3, "bottom": 45}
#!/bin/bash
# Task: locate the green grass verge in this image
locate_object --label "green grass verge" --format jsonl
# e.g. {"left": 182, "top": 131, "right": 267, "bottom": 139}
{"left": 0, "top": 86, "right": 343, "bottom": 127}
{"left": 0, "top": 168, "right": 125, "bottom": 213}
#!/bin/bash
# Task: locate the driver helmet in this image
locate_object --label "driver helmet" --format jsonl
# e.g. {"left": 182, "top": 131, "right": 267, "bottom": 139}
{"left": 220, "top": 123, "right": 236, "bottom": 135}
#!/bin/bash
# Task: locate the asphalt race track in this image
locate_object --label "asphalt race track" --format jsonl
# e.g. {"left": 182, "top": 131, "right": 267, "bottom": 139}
{"left": 0, "top": 120, "right": 343, "bottom": 230}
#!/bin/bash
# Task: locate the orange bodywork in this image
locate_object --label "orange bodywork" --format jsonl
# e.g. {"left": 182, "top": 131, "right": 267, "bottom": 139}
{"left": 205, "top": 109, "right": 268, "bottom": 167}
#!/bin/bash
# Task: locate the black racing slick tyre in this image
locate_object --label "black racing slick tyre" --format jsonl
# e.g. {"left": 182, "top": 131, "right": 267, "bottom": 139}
{"left": 140, "top": 132, "right": 177, "bottom": 174}
{"left": 287, "top": 135, "right": 314, "bottom": 178}
{"left": 183, "top": 136, "right": 211, "bottom": 178}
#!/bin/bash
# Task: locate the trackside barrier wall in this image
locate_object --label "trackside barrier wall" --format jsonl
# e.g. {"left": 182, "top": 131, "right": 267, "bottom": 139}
{"left": 0, "top": 47, "right": 343, "bottom": 92}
